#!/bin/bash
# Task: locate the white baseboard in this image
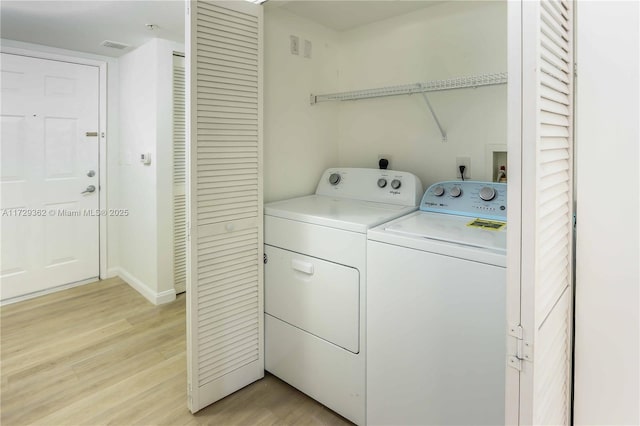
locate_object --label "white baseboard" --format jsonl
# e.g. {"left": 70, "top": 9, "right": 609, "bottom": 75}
{"left": 115, "top": 267, "right": 176, "bottom": 305}
{"left": 156, "top": 288, "right": 177, "bottom": 304}
{"left": 104, "top": 267, "right": 120, "bottom": 279}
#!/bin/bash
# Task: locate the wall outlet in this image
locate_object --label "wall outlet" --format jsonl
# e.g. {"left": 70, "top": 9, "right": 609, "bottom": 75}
{"left": 456, "top": 157, "right": 471, "bottom": 180}
{"left": 378, "top": 154, "right": 392, "bottom": 170}
{"left": 290, "top": 35, "right": 299, "bottom": 55}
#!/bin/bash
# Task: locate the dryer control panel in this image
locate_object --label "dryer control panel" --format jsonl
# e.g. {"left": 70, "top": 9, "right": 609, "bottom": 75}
{"left": 316, "top": 168, "right": 423, "bottom": 207}
{"left": 420, "top": 181, "right": 507, "bottom": 221}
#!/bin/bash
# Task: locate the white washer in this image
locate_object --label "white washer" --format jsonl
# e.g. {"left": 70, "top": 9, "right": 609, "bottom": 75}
{"left": 264, "top": 168, "right": 423, "bottom": 425}
{"left": 367, "top": 180, "right": 507, "bottom": 426}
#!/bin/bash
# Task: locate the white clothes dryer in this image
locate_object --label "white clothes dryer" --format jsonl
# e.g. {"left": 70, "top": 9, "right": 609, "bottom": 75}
{"left": 366, "top": 180, "right": 507, "bottom": 426}
{"left": 264, "top": 168, "right": 423, "bottom": 425}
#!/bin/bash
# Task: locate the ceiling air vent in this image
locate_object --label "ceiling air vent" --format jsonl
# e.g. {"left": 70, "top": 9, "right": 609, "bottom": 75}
{"left": 101, "top": 40, "right": 130, "bottom": 50}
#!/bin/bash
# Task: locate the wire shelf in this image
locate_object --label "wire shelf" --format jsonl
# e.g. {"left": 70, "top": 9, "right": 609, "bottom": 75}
{"left": 310, "top": 72, "right": 508, "bottom": 105}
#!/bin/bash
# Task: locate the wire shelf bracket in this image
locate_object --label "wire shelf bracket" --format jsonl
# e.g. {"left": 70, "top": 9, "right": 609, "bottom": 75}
{"left": 309, "top": 72, "right": 508, "bottom": 142}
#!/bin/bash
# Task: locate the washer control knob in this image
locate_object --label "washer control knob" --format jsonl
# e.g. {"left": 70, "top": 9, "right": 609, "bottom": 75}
{"left": 390, "top": 179, "right": 402, "bottom": 190}
{"left": 433, "top": 185, "right": 445, "bottom": 197}
{"left": 377, "top": 178, "right": 387, "bottom": 188}
{"left": 479, "top": 186, "right": 497, "bottom": 201}
{"left": 329, "top": 173, "right": 341, "bottom": 185}
{"left": 450, "top": 186, "right": 462, "bottom": 197}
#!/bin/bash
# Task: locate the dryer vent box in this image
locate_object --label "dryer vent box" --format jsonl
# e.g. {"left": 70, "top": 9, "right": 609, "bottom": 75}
{"left": 101, "top": 40, "right": 130, "bottom": 50}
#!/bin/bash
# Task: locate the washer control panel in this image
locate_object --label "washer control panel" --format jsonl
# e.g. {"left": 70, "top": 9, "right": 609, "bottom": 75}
{"left": 316, "top": 168, "right": 424, "bottom": 207}
{"left": 420, "top": 181, "right": 507, "bottom": 221}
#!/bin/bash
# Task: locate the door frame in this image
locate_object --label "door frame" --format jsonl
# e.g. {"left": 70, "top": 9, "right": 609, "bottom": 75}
{"left": 0, "top": 46, "right": 109, "bottom": 284}
{"left": 505, "top": 1, "right": 523, "bottom": 423}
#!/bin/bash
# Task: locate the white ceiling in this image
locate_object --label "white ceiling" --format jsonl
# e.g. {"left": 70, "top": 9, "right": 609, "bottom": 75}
{"left": 0, "top": 1, "right": 185, "bottom": 57}
{"left": 271, "top": 0, "right": 442, "bottom": 32}
{"left": 0, "top": 0, "right": 441, "bottom": 57}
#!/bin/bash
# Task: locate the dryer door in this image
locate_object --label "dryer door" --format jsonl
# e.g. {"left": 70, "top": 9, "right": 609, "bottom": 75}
{"left": 265, "top": 245, "right": 360, "bottom": 353}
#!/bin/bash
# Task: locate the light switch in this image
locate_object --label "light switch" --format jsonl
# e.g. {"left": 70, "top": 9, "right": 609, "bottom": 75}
{"left": 304, "top": 40, "right": 312, "bottom": 58}
{"left": 290, "top": 35, "right": 299, "bottom": 55}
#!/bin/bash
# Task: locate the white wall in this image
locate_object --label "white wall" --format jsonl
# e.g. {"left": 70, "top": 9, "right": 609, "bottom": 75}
{"left": 118, "top": 39, "right": 158, "bottom": 299}
{"left": 264, "top": 7, "right": 340, "bottom": 202}
{"left": 574, "top": 2, "right": 640, "bottom": 424}
{"left": 118, "top": 38, "right": 183, "bottom": 304}
{"left": 264, "top": 2, "right": 507, "bottom": 199}
{"left": 336, "top": 1, "right": 507, "bottom": 188}
{"left": 0, "top": 38, "right": 121, "bottom": 276}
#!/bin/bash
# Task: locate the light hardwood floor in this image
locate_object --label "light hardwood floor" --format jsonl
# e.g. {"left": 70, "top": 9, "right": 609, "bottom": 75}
{"left": 0, "top": 277, "right": 352, "bottom": 425}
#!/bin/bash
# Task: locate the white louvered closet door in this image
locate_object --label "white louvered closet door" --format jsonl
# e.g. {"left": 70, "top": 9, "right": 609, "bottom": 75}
{"left": 507, "top": 0, "right": 574, "bottom": 424}
{"left": 186, "top": 0, "right": 263, "bottom": 412}
{"left": 173, "top": 54, "right": 187, "bottom": 295}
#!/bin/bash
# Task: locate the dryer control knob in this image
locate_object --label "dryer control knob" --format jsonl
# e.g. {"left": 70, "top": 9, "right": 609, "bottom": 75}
{"left": 329, "top": 173, "right": 341, "bottom": 185}
{"left": 377, "top": 178, "right": 387, "bottom": 188}
{"left": 391, "top": 179, "right": 402, "bottom": 189}
{"left": 479, "top": 186, "right": 497, "bottom": 201}
{"left": 450, "top": 186, "right": 462, "bottom": 197}
{"left": 433, "top": 185, "right": 445, "bottom": 197}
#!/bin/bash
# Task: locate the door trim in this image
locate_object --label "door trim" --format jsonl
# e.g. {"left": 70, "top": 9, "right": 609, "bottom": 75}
{"left": 0, "top": 46, "right": 109, "bottom": 281}
{"left": 505, "top": 1, "right": 523, "bottom": 424}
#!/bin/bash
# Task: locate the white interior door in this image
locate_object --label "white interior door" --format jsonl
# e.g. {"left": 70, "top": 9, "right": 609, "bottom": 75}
{"left": 1, "top": 53, "right": 100, "bottom": 302}
{"left": 186, "top": 0, "right": 264, "bottom": 412}
{"left": 507, "top": 0, "right": 574, "bottom": 424}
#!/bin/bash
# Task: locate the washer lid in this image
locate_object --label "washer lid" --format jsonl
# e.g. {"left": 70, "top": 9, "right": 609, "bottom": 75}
{"left": 264, "top": 195, "right": 418, "bottom": 233}
{"left": 382, "top": 211, "right": 507, "bottom": 252}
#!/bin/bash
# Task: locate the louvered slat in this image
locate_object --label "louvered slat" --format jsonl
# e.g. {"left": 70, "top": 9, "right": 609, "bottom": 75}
{"left": 547, "top": 0, "right": 569, "bottom": 20}
{"left": 540, "top": 98, "right": 570, "bottom": 116}
{"left": 205, "top": 4, "right": 258, "bottom": 25}
{"left": 198, "top": 277, "right": 258, "bottom": 305}
{"left": 195, "top": 228, "right": 259, "bottom": 386}
{"left": 198, "top": 56, "right": 258, "bottom": 74}
{"left": 540, "top": 110, "right": 570, "bottom": 127}
{"left": 540, "top": 43, "right": 570, "bottom": 74}
{"left": 541, "top": 32, "right": 569, "bottom": 67}
{"left": 188, "top": 1, "right": 263, "bottom": 412}
{"left": 541, "top": 60, "right": 570, "bottom": 86}
{"left": 540, "top": 84, "right": 570, "bottom": 105}
{"left": 533, "top": 290, "right": 571, "bottom": 425}
{"left": 197, "top": 48, "right": 257, "bottom": 67}
{"left": 196, "top": 13, "right": 258, "bottom": 37}
{"left": 174, "top": 56, "right": 187, "bottom": 295}
{"left": 198, "top": 263, "right": 256, "bottom": 285}
{"left": 541, "top": 71, "right": 570, "bottom": 95}
{"left": 197, "top": 34, "right": 258, "bottom": 55}
{"left": 199, "top": 62, "right": 258, "bottom": 77}
{"left": 539, "top": 168, "right": 570, "bottom": 190}
{"left": 541, "top": 20, "right": 570, "bottom": 55}
{"left": 541, "top": 1, "right": 569, "bottom": 31}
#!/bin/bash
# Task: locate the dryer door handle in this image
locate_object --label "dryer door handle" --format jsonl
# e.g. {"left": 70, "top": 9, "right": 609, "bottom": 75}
{"left": 291, "top": 259, "right": 314, "bottom": 275}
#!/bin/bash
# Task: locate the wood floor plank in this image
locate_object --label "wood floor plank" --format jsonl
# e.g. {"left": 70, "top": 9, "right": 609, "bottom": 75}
{"left": 0, "top": 278, "right": 352, "bottom": 426}
{"left": 2, "top": 319, "right": 133, "bottom": 374}
{"left": 32, "top": 354, "right": 186, "bottom": 425}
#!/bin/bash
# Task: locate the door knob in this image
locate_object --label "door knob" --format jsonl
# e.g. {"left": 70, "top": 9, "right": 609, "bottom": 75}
{"left": 87, "top": 170, "right": 95, "bottom": 177}
{"left": 81, "top": 185, "right": 96, "bottom": 194}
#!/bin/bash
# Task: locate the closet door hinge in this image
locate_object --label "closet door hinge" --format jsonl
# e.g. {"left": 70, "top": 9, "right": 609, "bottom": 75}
{"left": 507, "top": 324, "right": 533, "bottom": 371}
